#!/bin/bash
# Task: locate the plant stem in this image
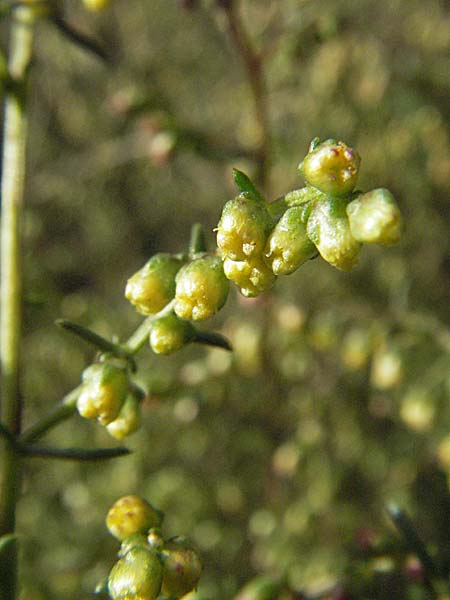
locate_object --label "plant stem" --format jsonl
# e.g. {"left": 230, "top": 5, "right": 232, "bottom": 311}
{"left": 220, "top": 1, "right": 270, "bottom": 192}
{"left": 0, "top": 6, "right": 35, "bottom": 600}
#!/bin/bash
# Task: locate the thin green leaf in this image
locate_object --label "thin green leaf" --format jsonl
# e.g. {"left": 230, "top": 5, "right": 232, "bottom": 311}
{"left": 232, "top": 168, "right": 265, "bottom": 202}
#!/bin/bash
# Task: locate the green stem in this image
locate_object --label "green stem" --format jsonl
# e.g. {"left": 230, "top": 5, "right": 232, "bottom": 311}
{"left": 188, "top": 223, "right": 207, "bottom": 256}
{"left": 0, "top": 7, "right": 35, "bottom": 600}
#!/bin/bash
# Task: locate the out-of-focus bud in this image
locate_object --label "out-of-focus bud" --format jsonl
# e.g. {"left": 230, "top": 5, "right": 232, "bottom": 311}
{"left": 400, "top": 387, "right": 434, "bottom": 432}
{"left": 370, "top": 345, "right": 403, "bottom": 390}
{"left": 264, "top": 206, "right": 317, "bottom": 275}
{"left": 147, "top": 528, "right": 164, "bottom": 550}
{"left": 217, "top": 196, "right": 274, "bottom": 261}
{"left": 160, "top": 538, "right": 202, "bottom": 599}
{"left": 149, "top": 312, "right": 195, "bottom": 355}
{"left": 346, "top": 188, "right": 402, "bottom": 245}
{"left": 125, "top": 254, "right": 184, "bottom": 316}
{"left": 341, "top": 327, "right": 372, "bottom": 370}
{"left": 299, "top": 139, "right": 361, "bottom": 197}
{"left": 223, "top": 255, "right": 276, "bottom": 297}
{"left": 82, "top": 0, "right": 110, "bottom": 11}
{"left": 106, "top": 496, "right": 164, "bottom": 541}
{"left": 234, "top": 574, "right": 284, "bottom": 600}
{"left": 174, "top": 255, "right": 229, "bottom": 321}
{"left": 108, "top": 546, "right": 163, "bottom": 600}
{"left": 77, "top": 361, "right": 129, "bottom": 425}
{"left": 106, "top": 394, "right": 141, "bottom": 440}
{"left": 306, "top": 196, "right": 361, "bottom": 271}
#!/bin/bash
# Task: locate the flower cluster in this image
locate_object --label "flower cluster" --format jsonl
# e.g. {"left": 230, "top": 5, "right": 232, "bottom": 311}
{"left": 104, "top": 495, "right": 202, "bottom": 600}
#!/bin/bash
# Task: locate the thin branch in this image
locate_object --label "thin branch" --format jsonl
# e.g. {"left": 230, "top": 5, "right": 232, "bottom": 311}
{"left": 20, "top": 445, "right": 131, "bottom": 461}
{"left": 189, "top": 223, "right": 207, "bottom": 256}
{"left": 50, "top": 13, "right": 110, "bottom": 63}
{"left": 193, "top": 330, "right": 232, "bottom": 351}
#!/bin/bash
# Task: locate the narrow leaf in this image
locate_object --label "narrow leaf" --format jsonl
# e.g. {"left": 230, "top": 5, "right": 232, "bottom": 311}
{"left": 232, "top": 168, "right": 265, "bottom": 202}
{"left": 21, "top": 444, "right": 131, "bottom": 461}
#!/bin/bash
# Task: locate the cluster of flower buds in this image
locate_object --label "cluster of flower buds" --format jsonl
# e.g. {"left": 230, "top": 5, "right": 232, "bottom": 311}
{"left": 76, "top": 356, "right": 142, "bottom": 440}
{"left": 103, "top": 495, "right": 202, "bottom": 600}
{"left": 216, "top": 138, "right": 402, "bottom": 291}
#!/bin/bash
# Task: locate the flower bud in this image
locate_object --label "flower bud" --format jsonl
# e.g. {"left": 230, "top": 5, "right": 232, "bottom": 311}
{"left": 346, "top": 188, "right": 402, "bottom": 245}
{"left": 82, "top": 0, "right": 110, "bottom": 11}
{"left": 118, "top": 534, "right": 149, "bottom": 557}
{"left": 125, "top": 253, "right": 184, "bottom": 316}
{"left": 264, "top": 206, "right": 317, "bottom": 275}
{"left": 106, "top": 496, "right": 164, "bottom": 541}
{"left": 306, "top": 196, "right": 361, "bottom": 271}
{"left": 217, "top": 196, "right": 274, "bottom": 261}
{"left": 223, "top": 256, "right": 276, "bottom": 297}
{"left": 161, "top": 539, "right": 202, "bottom": 599}
{"left": 106, "top": 394, "right": 141, "bottom": 440}
{"left": 299, "top": 139, "right": 361, "bottom": 197}
{"left": 150, "top": 313, "right": 195, "bottom": 354}
{"left": 174, "top": 255, "right": 229, "bottom": 321}
{"left": 234, "top": 575, "right": 284, "bottom": 600}
{"left": 77, "top": 362, "right": 129, "bottom": 425}
{"left": 108, "top": 547, "right": 163, "bottom": 600}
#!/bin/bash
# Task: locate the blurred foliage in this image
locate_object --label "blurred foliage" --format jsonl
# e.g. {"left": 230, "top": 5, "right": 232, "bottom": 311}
{"left": 1, "top": 0, "right": 449, "bottom": 598}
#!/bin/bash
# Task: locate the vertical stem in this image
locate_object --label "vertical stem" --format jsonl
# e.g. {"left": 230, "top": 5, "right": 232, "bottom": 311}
{"left": 0, "top": 7, "right": 35, "bottom": 600}
{"left": 220, "top": 1, "right": 270, "bottom": 193}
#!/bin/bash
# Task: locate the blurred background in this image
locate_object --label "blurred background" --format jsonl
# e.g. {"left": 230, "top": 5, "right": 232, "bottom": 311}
{"left": 3, "top": 0, "right": 449, "bottom": 598}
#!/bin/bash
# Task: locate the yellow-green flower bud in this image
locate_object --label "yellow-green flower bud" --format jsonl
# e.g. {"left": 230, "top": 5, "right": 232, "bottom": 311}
{"left": 306, "top": 196, "right": 361, "bottom": 271}
{"left": 161, "top": 539, "right": 202, "bottom": 599}
{"left": 106, "top": 395, "right": 141, "bottom": 440}
{"left": 118, "top": 534, "right": 149, "bottom": 557}
{"left": 147, "top": 528, "right": 164, "bottom": 550}
{"left": 82, "top": 0, "right": 110, "bottom": 11}
{"left": 235, "top": 575, "right": 284, "bottom": 600}
{"left": 174, "top": 255, "right": 229, "bottom": 321}
{"left": 108, "top": 547, "right": 163, "bottom": 600}
{"left": 346, "top": 188, "right": 402, "bottom": 245}
{"left": 299, "top": 139, "right": 361, "bottom": 197}
{"left": 223, "top": 256, "right": 276, "bottom": 297}
{"left": 106, "top": 496, "right": 163, "bottom": 541}
{"left": 77, "top": 362, "right": 129, "bottom": 425}
{"left": 216, "top": 196, "right": 274, "bottom": 261}
{"left": 264, "top": 206, "right": 317, "bottom": 275}
{"left": 149, "top": 313, "right": 195, "bottom": 354}
{"left": 125, "top": 254, "right": 184, "bottom": 316}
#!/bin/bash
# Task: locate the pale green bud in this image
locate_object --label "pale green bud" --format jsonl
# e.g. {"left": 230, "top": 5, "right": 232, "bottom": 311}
{"left": 149, "top": 313, "right": 195, "bottom": 354}
{"left": 83, "top": 0, "right": 110, "bottom": 11}
{"left": 217, "top": 196, "right": 274, "bottom": 261}
{"left": 161, "top": 539, "right": 202, "bottom": 599}
{"left": 223, "top": 256, "right": 276, "bottom": 297}
{"left": 306, "top": 196, "right": 361, "bottom": 271}
{"left": 108, "top": 547, "right": 163, "bottom": 600}
{"left": 299, "top": 139, "right": 361, "bottom": 197}
{"left": 106, "top": 496, "right": 164, "bottom": 541}
{"left": 77, "top": 362, "right": 129, "bottom": 425}
{"left": 174, "top": 255, "right": 229, "bottom": 321}
{"left": 264, "top": 206, "right": 317, "bottom": 275}
{"left": 346, "top": 188, "right": 402, "bottom": 245}
{"left": 106, "top": 394, "right": 141, "bottom": 440}
{"left": 125, "top": 253, "right": 184, "bottom": 316}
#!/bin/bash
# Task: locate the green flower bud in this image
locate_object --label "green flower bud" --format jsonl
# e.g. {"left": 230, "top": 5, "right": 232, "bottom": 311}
{"left": 147, "top": 528, "right": 164, "bottom": 550}
{"left": 174, "top": 255, "right": 229, "bottom": 321}
{"left": 108, "top": 547, "right": 163, "bottom": 600}
{"left": 223, "top": 256, "right": 276, "bottom": 297}
{"left": 161, "top": 539, "right": 202, "bottom": 599}
{"left": 264, "top": 206, "right": 317, "bottom": 275}
{"left": 82, "top": 0, "right": 110, "bottom": 11}
{"left": 125, "top": 253, "right": 184, "bottom": 316}
{"left": 106, "top": 496, "right": 164, "bottom": 541}
{"left": 77, "top": 362, "right": 129, "bottom": 425}
{"left": 106, "top": 394, "right": 141, "bottom": 440}
{"left": 299, "top": 139, "right": 361, "bottom": 197}
{"left": 217, "top": 196, "right": 274, "bottom": 261}
{"left": 149, "top": 313, "right": 195, "bottom": 354}
{"left": 235, "top": 575, "right": 284, "bottom": 600}
{"left": 118, "top": 534, "right": 149, "bottom": 557}
{"left": 306, "top": 196, "right": 361, "bottom": 271}
{"left": 346, "top": 188, "right": 402, "bottom": 245}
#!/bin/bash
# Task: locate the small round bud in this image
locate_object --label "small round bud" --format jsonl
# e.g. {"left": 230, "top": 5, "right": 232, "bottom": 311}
{"left": 106, "top": 496, "right": 164, "bottom": 541}
{"left": 125, "top": 253, "right": 184, "bottom": 316}
{"left": 77, "top": 362, "right": 129, "bottom": 425}
{"left": 346, "top": 188, "right": 402, "bottom": 245}
{"left": 299, "top": 139, "right": 361, "bottom": 197}
{"left": 108, "top": 547, "right": 163, "bottom": 600}
{"left": 217, "top": 196, "right": 274, "bottom": 261}
{"left": 147, "top": 528, "right": 164, "bottom": 550}
{"left": 306, "top": 196, "right": 361, "bottom": 271}
{"left": 161, "top": 540, "right": 202, "bottom": 599}
{"left": 223, "top": 255, "right": 276, "bottom": 297}
{"left": 264, "top": 206, "right": 317, "bottom": 275}
{"left": 106, "top": 394, "right": 141, "bottom": 440}
{"left": 174, "top": 255, "right": 229, "bottom": 321}
{"left": 149, "top": 313, "right": 195, "bottom": 355}
{"left": 82, "top": 0, "right": 110, "bottom": 11}
{"left": 118, "top": 534, "right": 149, "bottom": 557}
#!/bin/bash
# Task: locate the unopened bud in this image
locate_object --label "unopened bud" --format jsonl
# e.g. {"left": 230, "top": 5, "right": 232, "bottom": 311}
{"left": 223, "top": 255, "right": 276, "bottom": 297}
{"left": 150, "top": 313, "right": 195, "bottom": 354}
{"left": 106, "top": 394, "right": 141, "bottom": 440}
{"left": 82, "top": 0, "right": 110, "bottom": 11}
{"left": 106, "top": 496, "right": 164, "bottom": 541}
{"left": 161, "top": 539, "right": 202, "bottom": 599}
{"left": 346, "top": 188, "right": 402, "bottom": 245}
{"left": 108, "top": 546, "right": 163, "bottom": 600}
